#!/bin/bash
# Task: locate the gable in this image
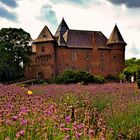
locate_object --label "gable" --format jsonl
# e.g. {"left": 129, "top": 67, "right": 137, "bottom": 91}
{"left": 33, "top": 26, "right": 55, "bottom": 43}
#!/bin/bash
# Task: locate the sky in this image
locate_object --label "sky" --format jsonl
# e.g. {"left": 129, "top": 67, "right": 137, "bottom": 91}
{"left": 0, "top": 0, "right": 140, "bottom": 59}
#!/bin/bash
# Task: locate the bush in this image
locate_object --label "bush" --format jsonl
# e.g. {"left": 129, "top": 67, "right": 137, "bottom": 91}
{"left": 106, "top": 74, "right": 119, "bottom": 82}
{"left": 136, "top": 66, "right": 140, "bottom": 89}
{"left": 94, "top": 75, "right": 105, "bottom": 84}
{"left": 53, "top": 70, "right": 105, "bottom": 84}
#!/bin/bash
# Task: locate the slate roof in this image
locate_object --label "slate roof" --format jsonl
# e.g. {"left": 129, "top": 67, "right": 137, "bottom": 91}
{"left": 107, "top": 25, "right": 127, "bottom": 45}
{"left": 63, "top": 29, "right": 108, "bottom": 49}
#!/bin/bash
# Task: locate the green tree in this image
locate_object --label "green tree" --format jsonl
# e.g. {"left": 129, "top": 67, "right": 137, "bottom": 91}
{"left": 120, "top": 57, "right": 140, "bottom": 82}
{"left": 136, "top": 66, "right": 140, "bottom": 89}
{"left": 0, "top": 28, "right": 32, "bottom": 82}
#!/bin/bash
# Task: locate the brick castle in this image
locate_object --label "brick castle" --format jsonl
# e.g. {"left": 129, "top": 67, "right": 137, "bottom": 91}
{"left": 25, "top": 18, "right": 127, "bottom": 79}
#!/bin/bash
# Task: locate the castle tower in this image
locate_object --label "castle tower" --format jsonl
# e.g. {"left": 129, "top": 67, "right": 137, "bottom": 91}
{"left": 25, "top": 26, "right": 56, "bottom": 79}
{"left": 107, "top": 25, "right": 127, "bottom": 76}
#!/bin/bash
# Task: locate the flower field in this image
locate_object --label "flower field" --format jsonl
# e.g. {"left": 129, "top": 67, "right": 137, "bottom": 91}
{"left": 0, "top": 83, "right": 140, "bottom": 140}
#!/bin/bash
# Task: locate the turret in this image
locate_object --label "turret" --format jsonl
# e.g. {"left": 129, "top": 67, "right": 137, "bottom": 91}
{"left": 107, "top": 24, "right": 127, "bottom": 48}
{"left": 54, "top": 18, "right": 69, "bottom": 37}
{"left": 106, "top": 25, "right": 127, "bottom": 77}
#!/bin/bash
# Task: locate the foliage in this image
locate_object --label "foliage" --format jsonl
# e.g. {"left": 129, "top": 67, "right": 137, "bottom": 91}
{"left": 0, "top": 28, "right": 32, "bottom": 82}
{"left": 1, "top": 83, "right": 140, "bottom": 139}
{"left": 119, "top": 57, "right": 140, "bottom": 82}
{"left": 136, "top": 66, "right": 140, "bottom": 89}
{"left": 119, "top": 73, "right": 125, "bottom": 81}
{"left": 106, "top": 74, "right": 119, "bottom": 82}
{"left": 53, "top": 70, "right": 105, "bottom": 84}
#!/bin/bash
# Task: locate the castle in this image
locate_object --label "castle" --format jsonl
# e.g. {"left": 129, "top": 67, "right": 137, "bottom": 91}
{"left": 25, "top": 18, "right": 127, "bottom": 79}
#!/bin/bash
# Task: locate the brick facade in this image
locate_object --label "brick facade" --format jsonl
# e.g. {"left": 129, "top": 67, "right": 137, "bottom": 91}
{"left": 25, "top": 19, "right": 126, "bottom": 79}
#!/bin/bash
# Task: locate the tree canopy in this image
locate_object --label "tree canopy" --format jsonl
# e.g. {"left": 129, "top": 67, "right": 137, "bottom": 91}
{"left": 119, "top": 57, "right": 140, "bottom": 82}
{"left": 0, "top": 28, "right": 32, "bottom": 82}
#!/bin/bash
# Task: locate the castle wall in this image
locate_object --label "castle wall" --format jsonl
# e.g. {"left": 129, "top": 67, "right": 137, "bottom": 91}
{"left": 25, "top": 42, "right": 56, "bottom": 79}
{"left": 55, "top": 47, "right": 93, "bottom": 75}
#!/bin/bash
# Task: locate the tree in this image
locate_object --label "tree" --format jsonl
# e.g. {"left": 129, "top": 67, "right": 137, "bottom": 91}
{"left": 119, "top": 58, "right": 140, "bottom": 82}
{"left": 136, "top": 66, "right": 140, "bottom": 89}
{"left": 0, "top": 28, "right": 32, "bottom": 82}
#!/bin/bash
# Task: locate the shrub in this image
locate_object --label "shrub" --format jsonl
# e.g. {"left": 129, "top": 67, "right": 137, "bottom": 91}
{"left": 106, "top": 74, "right": 119, "bottom": 82}
{"left": 136, "top": 66, "right": 140, "bottom": 89}
{"left": 53, "top": 70, "right": 105, "bottom": 84}
{"left": 94, "top": 75, "right": 105, "bottom": 84}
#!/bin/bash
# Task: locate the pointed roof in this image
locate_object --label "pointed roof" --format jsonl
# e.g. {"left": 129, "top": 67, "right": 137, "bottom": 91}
{"left": 54, "top": 18, "right": 69, "bottom": 37}
{"left": 107, "top": 25, "right": 126, "bottom": 46}
{"left": 33, "top": 26, "right": 55, "bottom": 43}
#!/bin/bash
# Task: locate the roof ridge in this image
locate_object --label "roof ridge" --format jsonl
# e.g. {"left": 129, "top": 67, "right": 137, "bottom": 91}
{"left": 69, "top": 29, "right": 101, "bottom": 32}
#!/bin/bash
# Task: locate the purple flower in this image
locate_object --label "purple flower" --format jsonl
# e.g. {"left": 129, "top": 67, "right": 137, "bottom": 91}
{"left": 65, "top": 134, "right": 69, "bottom": 140}
{"left": 48, "top": 111, "right": 52, "bottom": 116}
{"left": 20, "top": 107, "right": 28, "bottom": 114}
{"left": 21, "top": 119, "right": 27, "bottom": 126}
{"left": 49, "top": 105, "right": 54, "bottom": 112}
{"left": 78, "top": 123, "right": 84, "bottom": 129}
{"left": 89, "top": 129, "right": 94, "bottom": 135}
{"left": 76, "top": 133, "right": 81, "bottom": 140}
{"left": 20, "top": 130, "right": 25, "bottom": 136}
{"left": 64, "top": 128, "right": 70, "bottom": 132}
{"left": 12, "top": 116, "right": 18, "bottom": 121}
{"left": 73, "top": 126, "right": 77, "bottom": 131}
{"left": 65, "top": 116, "right": 71, "bottom": 124}
{"left": 16, "top": 132, "right": 20, "bottom": 138}
{"left": 60, "top": 123, "right": 65, "bottom": 128}
{"left": 5, "top": 137, "right": 10, "bottom": 140}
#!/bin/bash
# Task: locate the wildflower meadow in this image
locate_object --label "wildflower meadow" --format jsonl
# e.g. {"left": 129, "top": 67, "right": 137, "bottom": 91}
{"left": 0, "top": 83, "right": 140, "bottom": 140}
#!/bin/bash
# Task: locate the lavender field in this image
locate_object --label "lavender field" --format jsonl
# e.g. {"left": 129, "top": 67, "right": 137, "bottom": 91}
{"left": 0, "top": 83, "right": 140, "bottom": 140}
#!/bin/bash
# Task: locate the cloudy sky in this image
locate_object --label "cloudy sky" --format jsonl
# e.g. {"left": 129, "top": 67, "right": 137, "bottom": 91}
{"left": 0, "top": 0, "right": 140, "bottom": 59}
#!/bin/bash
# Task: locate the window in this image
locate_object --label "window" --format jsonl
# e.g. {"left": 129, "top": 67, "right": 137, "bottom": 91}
{"left": 100, "top": 53, "right": 104, "bottom": 61}
{"left": 72, "top": 51, "right": 77, "bottom": 61}
{"left": 85, "top": 53, "right": 91, "bottom": 61}
{"left": 41, "top": 47, "right": 45, "bottom": 52}
{"left": 100, "top": 66, "right": 104, "bottom": 72}
{"left": 113, "top": 55, "right": 117, "bottom": 60}
{"left": 101, "top": 67, "right": 104, "bottom": 72}
{"left": 87, "top": 66, "right": 92, "bottom": 73}
{"left": 45, "top": 55, "right": 51, "bottom": 61}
